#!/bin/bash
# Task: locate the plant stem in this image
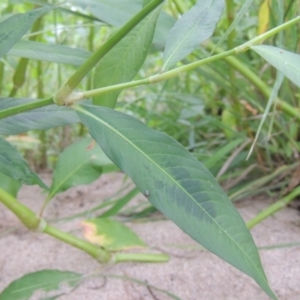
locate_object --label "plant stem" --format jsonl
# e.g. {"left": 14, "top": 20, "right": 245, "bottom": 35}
{"left": 1, "top": 16, "right": 299, "bottom": 117}
{"left": 112, "top": 252, "right": 169, "bottom": 263}
{"left": 0, "top": 187, "right": 111, "bottom": 262}
{"left": 235, "top": 15, "right": 300, "bottom": 53}
{"left": 43, "top": 225, "right": 111, "bottom": 262}
{"left": 247, "top": 186, "right": 300, "bottom": 229}
{"left": 0, "top": 97, "right": 54, "bottom": 120}
{"left": 78, "top": 79, "right": 150, "bottom": 103}
{"left": 54, "top": 0, "right": 164, "bottom": 105}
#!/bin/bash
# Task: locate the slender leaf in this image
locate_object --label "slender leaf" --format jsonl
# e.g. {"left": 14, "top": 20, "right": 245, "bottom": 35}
{"left": 163, "top": 0, "right": 225, "bottom": 71}
{"left": 47, "top": 137, "right": 112, "bottom": 200}
{"left": 100, "top": 187, "right": 139, "bottom": 217}
{"left": 0, "top": 6, "right": 53, "bottom": 59}
{"left": 252, "top": 45, "right": 300, "bottom": 88}
{"left": 82, "top": 218, "right": 146, "bottom": 251}
{"left": 75, "top": 104, "right": 276, "bottom": 299}
{"left": 0, "top": 98, "right": 80, "bottom": 135}
{"left": 0, "top": 172, "right": 22, "bottom": 198}
{"left": 8, "top": 40, "right": 91, "bottom": 65}
{"left": 0, "top": 137, "right": 48, "bottom": 189}
{"left": 0, "top": 270, "right": 82, "bottom": 300}
{"left": 93, "top": 5, "right": 161, "bottom": 107}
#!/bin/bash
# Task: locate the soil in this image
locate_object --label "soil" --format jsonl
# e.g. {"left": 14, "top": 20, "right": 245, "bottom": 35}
{"left": 0, "top": 172, "right": 300, "bottom": 300}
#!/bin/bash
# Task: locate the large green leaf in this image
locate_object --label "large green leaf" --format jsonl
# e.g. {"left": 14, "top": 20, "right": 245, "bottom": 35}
{"left": 8, "top": 40, "right": 91, "bottom": 65}
{"left": 163, "top": 0, "right": 224, "bottom": 71}
{"left": 0, "top": 270, "right": 82, "bottom": 300}
{"left": 0, "top": 98, "right": 80, "bottom": 135}
{"left": 252, "top": 45, "right": 300, "bottom": 88}
{"left": 0, "top": 137, "right": 48, "bottom": 190}
{"left": 93, "top": 5, "right": 161, "bottom": 107}
{"left": 75, "top": 104, "right": 277, "bottom": 299}
{"left": 0, "top": 6, "right": 53, "bottom": 59}
{"left": 47, "top": 137, "right": 112, "bottom": 200}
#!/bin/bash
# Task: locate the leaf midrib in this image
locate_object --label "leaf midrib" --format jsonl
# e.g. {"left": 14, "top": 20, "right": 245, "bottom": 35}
{"left": 76, "top": 105, "right": 268, "bottom": 284}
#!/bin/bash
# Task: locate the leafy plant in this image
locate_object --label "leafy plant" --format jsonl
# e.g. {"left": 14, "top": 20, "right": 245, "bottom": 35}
{"left": 1, "top": 0, "right": 300, "bottom": 299}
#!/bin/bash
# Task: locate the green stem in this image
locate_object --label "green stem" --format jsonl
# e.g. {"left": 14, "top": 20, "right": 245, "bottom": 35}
{"left": 43, "top": 225, "right": 111, "bottom": 262}
{"left": 112, "top": 252, "right": 169, "bottom": 263}
{"left": 235, "top": 16, "right": 300, "bottom": 53}
{"left": 247, "top": 186, "right": 300, "bottom": 229}
{"left": 1, "top": 16, "right": 299, "bottom": 117}
{"left": 79, "top": 78, "right": 150, "bottom": 103}
{"left": 69, "top": 48, "right": 236, "bottom": 103}
{"left": 0, "top": 187, "right": 111, "bottom": 263}
{"left": 54, "top": 0, "right": 164, "bottom": 105}
{"left": 205, "top": 41, "right": 300, "bottom": 122}
{"left": 0, "top": 97, "right": 54, "bottom": 120}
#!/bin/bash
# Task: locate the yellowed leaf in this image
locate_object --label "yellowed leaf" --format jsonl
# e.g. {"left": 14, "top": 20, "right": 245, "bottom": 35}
{"left": 258, "top": 0, "right": 270, "bottom": 35}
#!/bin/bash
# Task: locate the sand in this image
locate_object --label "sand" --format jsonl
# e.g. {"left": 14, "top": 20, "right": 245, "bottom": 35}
{"left": 0, "top": 172, "right": 300, "bottom": 300}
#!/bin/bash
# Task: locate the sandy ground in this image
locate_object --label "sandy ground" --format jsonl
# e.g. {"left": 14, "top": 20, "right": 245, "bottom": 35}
{"left": 0, "top": 172, "right": 300, "bottom": 300}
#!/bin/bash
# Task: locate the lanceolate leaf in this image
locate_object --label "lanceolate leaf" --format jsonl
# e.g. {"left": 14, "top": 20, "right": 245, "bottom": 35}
{"left": 93, "top": 5, "right": 162, "bottom": 107}
{"left": 0, "top": 270, "right": 82, "bottom": 300}
{"left": 48, "top": 137, "right": 112, "bottom": 200}
{"left": 0, "top": 6, "right": 53, "bottom": 59}
{"left": 0, "top": 137, "right": 48, "bottom": 190}
{"left": 8, "top": 40, "right": 91, "bottom": 65}
{"left": 75, "top": 104, "right": 276, "bottom": 299}
{"left": 0, "top": 98, "right": 80, "bottom": 135}
{"left": 163, "top": 0, "right": 224, "bottom": 71}
{"left": 252, "top": 45, "right": 300, "bottom": 88}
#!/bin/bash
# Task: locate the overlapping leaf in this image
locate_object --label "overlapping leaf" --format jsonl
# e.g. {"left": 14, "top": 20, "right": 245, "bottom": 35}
{"left": 0, "top": 98, "right": 80, "bottom": 135}
{"left": 47, "top": 137, "right": 112, "bottom": 200}
{"left": 0, "top": 137, "right": 47, "bottom": 189}
{"left": 0, "top": 6, "right": 53, "bottom": 59}
{"left": 0, "top": 172, "right": 22, "bottom": 198}
{"left": 93, "top": 5, "right": 161, "bottom": 107}
{"left": 8, "top": 40, "right": 91, "bottom": 65}
{"left": 252, "top": 45, "right": 300, "bottom": 88}
{"left": 163, "top": 0, "right": 224, "bottom": 71}
{"left": 75, "top": 104, "right": 276, "bottom": 299}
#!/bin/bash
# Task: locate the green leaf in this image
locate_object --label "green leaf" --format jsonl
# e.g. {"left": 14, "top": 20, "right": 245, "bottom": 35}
{"left": 93, "top": 5, "right": 161, "bottom": 107}
{"left": 0, "top": 98, "right": 80, "bottom": 135}
{"left": 0, "top": 137, "right": 48, "bottom": 190}
{"left": 8, "top": 40, "right": 91, "bottom": 65}
{"left": 47, "top": 137, "right": 112, "bottom": 200}
{"left": 252, "top": 45, "right": 300, "bottom": 88}
{"left": 163, "top": 0, "right": 224, "bottom": 71}
{"left": 75, "top": 104, "right": 277, "bottom": 300}
{"left": 0, "top": 172, "right": 22, "bottom": 198}
{"left": 0, "top": 270, "right": 82, "bottom": 300}
{"left": 0, "top": 6, "right": 53, "bottom": 59}
{"left": 81, "top": 218, "right": 146, "bottom": 251}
